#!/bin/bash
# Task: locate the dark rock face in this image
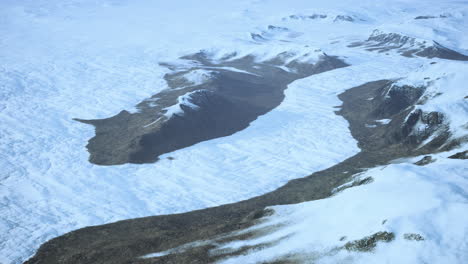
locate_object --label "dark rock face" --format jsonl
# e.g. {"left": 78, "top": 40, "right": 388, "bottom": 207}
{"left": 349, "top": 30, "right": 468, "bottom": 61}
{"left": 417, "top": 41, "right": 468, "bottom": 60}
{"left": 414, "top": 155, "right": 435, "bottom": 166}
{"left": 267, "top": 25, "right": 289, "bottom": 31}
{"left": 404, "top": 233, "right": 425, "bottom": 241}
{"left": 373, "top": 84, "right": 426, "bottom": 117}
{"left": 77, "top": 53, "right": 348, "bottom": 165}
{"left": 334, "top": 15, "right": 354, "bottom": 22}
{"left": 282, "top": 13, "right": 359, "bottom": 22}
{"left": 250, "top": 32, "right": 269, "bottom": 42}
{"left": 337, "top": 80, "right": 451, "bottom": 153}
{"left": 399, "top": 109, "right": 448, "bottom": 147}
{"left": 415, "top": 15, "right": 438, "bottom": 19}
{"left": 334, "top": 176, "right": 374, "bottom": 193}
{"left": 344, "top": 231, "right": 395, "bottom": 252}
{"left": 415, "top": 14, "right": 450, "bottom": 20}
{"left": 250, "top": 25, "right": 302, "bottom": 42}
{"left": 448, "top": 150, "right": 468, "bottom": 159}
{"left": 284, "top": 14, "right": 327, "bottom": 21}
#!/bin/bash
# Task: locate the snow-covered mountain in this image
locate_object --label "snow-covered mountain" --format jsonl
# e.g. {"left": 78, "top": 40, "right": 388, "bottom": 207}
{"left": 0, "top": 0, "right": 467, "bottom": 264}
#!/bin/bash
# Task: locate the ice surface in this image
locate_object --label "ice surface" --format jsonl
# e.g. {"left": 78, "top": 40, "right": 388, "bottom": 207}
{"left": 1, "top": 0, "right": 468, "bottom": 263}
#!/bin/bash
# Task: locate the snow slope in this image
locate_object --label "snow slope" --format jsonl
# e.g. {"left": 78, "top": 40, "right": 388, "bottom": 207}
{"left": 214, "top": 148, "right": 468, "bottom": 264}
{"left": 1, "top": 0, "right": 468, "bottom": 263}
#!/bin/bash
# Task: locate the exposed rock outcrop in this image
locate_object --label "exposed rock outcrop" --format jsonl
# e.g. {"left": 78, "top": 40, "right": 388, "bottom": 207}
{"left": 448, "top": 150, "right": 468, "bottom": 159}
{"left": 414, "top": 155, "right": 435, "bottom": 166}
{"left": 349, "top": 30, "right": 468, "bottom": 61}
{"left": 344, "top": 232, "right": 395, "bottom": 252}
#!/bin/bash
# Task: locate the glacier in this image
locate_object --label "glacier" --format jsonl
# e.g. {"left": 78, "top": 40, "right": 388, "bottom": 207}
{"left": 1, "top": 0, "right": 467, "bottom": 263}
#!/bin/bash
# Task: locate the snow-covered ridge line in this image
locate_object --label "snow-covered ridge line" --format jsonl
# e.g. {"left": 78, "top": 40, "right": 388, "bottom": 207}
{"left": 282, "top": 12, "right": 365, "bottom": 23}
{"left": 212, "top": 148, "right": 468, "bottom": 264}
{"left": 163, "top": 90, "right": 203, "bottom": 119}
{"left": 350, "top": 29, "right": 468, "bottom": 61}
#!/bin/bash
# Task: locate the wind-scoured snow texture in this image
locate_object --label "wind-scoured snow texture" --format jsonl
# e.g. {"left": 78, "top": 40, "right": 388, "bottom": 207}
{"left": 213, "top": 149, "right": 468, "bottom": 264}
{"left": 1, "top": 0, "right": 468, "bottom": 263}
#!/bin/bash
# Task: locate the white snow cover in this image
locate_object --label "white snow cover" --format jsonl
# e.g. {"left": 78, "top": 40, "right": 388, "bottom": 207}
{"left": 201, "top": 66, "right": 260, "bottom": 76}
{"left": 1, "top": 0, "right": 468, "bottom": 263}
{"left": 181, "top": 69, "right": 214, "bottom": 86}
{"left": 163, "top": 90, "right": 201, "bottom": 118}
{"left": 376, "top": 119, "right": 392, "bottom": 125}
{"left": 214, "top": 148, "right": 468, "bottom": 264}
